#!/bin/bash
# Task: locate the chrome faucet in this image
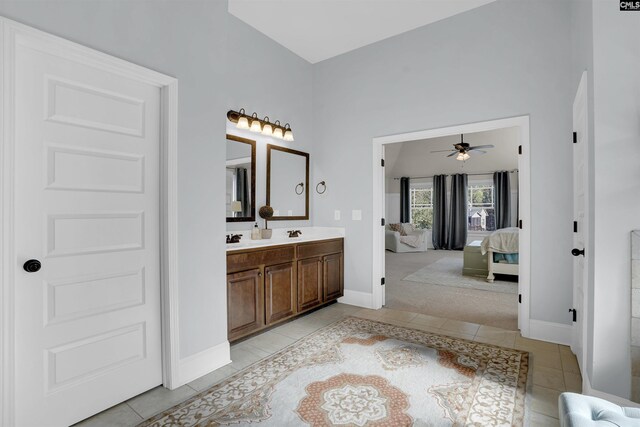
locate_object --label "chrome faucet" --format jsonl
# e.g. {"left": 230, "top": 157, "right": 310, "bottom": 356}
{"left": 226, "top": 234, "right": 242, "bottom": 244}
{"left": 287, "top": 230, "right": 302, "bottom": 238}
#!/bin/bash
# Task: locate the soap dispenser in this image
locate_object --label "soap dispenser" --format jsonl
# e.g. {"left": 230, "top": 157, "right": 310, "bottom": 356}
{"left": 251, "top": 222, "right": 261, "bottom": 240}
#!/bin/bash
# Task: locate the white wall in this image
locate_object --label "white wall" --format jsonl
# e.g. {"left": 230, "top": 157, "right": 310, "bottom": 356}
{"left": 0, "top": 0, "right": 230, "bottom": 359}
{"left": 225, "top": 15, "right": 314, "bottom": 233}
{"left": 314, "top": 0, "right": 574, "bottom": 326}
{"left": 589, "top": 0, "right": 640, "bottom": 399}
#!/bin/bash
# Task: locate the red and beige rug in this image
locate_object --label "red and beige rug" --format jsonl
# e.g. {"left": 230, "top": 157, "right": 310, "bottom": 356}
{"left": 140, "top": 317, "right": 529, "bottom": 426}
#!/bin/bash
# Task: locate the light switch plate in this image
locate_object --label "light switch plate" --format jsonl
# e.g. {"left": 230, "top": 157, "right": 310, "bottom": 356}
{"left": 352, "top": 210, "right": 362, "bottom": 221}
{"left": 334, "top": 210, "right": 341, "bottom": 220}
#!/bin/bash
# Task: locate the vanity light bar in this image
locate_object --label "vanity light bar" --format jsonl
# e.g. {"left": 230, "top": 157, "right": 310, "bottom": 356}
{"left": 227, "top": 109, "right": 294, "bottom": 141}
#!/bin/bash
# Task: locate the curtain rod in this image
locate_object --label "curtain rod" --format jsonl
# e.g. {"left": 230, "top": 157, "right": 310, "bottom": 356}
{"left": 392, "top": 169, "right": 518, "bottom": 180}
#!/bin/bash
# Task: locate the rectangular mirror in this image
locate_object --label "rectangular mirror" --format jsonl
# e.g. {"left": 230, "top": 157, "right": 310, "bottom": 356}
{"left": 266, "top": 144, "right": 309, "bottom": 220}
{"left": 226, "top": 134, "right": 256, "bottom": 222}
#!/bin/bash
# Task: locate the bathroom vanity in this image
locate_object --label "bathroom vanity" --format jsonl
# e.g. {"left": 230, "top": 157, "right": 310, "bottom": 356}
{"left": 226, "top": 234, "right": 344, "bottom": 341}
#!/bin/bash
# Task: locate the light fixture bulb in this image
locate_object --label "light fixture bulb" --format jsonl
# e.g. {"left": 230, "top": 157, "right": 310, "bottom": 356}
{"left": 249, "top": 113, "right": 262, "bottom": 132}
{"left": 463, "top": 153, "right": 470, "bottom": 160}
{"left": 456, "top": 152, "right": 467, "bottom": 161}
{"left": 273, "top": 126, "right": 284, "bottom": 139}
{"left": 283, "top": 123, "right": 294, "bottom": 141}
{"left": 261, "top": 116, "right": 273, "bottom": 135}
{"left": 236, "top": 116, "right": 249, "bottom": 130}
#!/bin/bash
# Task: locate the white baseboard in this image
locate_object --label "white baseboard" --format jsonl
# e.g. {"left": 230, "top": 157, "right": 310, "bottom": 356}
{"left": 339, "top": 290, "right": 373, "bottom": 309}
{"left": 527, "top": 319, "right": 572, "bottom": 345}
{"left": 177, "top": 340, "right": 231, "bottom": 387}
{"left": 583, "top": 375, "right": 640, "bottom": 407}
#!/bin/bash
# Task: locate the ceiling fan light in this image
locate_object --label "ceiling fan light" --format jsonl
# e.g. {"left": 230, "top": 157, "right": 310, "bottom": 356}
{"left": 456, "top": 153, "right": 465, "bottom": 161}
{"left": 463, "top": 153, "right": 470, "bottom": 161}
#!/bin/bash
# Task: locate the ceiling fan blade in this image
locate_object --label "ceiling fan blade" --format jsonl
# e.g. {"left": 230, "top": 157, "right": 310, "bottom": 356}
{"left": 430, "top": 149, "right": 455, "bottom": 153}
{"left": 446, "top": 152, "right": 458, "bottom": 157}
{"left": 472, "top": 150, "right": 487, "bottom": 154}
{"left": 469, "top": 145, "right": 494, "bottom": 150}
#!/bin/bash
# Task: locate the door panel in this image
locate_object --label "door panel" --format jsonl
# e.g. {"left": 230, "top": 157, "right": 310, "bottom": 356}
{"left": 264, "top": 262, "right": 296, "bottom": 324}
{"left": 323, "top": 253, "right": 343, "bottom": 301}
{"left": 572, "top": 71, "right": 589, "bottom": 377}
{"left": 13, "top": 38, "right": 162, "bottom": 426}
{"left": 297, "top": 257, "right": 323, "bottom": 312}
{"left": 227, "top": 269, "right": 264, "bottom": 339}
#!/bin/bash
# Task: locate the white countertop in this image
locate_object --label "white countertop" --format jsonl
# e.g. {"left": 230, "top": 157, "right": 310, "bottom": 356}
{"left": 226, "top": 227, "right": 345, "bottom": 252}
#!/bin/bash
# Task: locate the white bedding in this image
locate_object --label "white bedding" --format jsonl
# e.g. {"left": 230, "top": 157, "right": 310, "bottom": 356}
{"left": 481, "top": 227, "right": 519, "bottom": 255}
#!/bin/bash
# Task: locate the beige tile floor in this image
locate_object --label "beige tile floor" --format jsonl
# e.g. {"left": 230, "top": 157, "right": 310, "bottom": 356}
{"left": 75, "top": 303, "right": 580, "bottom": 426}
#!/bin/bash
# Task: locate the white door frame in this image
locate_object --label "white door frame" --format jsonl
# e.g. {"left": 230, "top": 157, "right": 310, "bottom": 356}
{"left": 371, "top": 115, "right": 531, "bottom": 336}
{"left": 0, "top": 17, "right": 180, "bottom": 426}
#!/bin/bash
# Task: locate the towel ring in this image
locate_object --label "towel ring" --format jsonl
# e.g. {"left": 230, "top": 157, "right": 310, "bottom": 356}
{"left": 316, "top": 181, "right": 326, "bottom": 194}
{"left": 295, "top": 182, "right": 305, "bottom": 195}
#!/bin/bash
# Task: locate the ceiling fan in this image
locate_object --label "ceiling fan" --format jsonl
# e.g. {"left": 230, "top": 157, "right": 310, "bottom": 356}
{"left": 431, "top": 134, "right": 495, "bottom": 161}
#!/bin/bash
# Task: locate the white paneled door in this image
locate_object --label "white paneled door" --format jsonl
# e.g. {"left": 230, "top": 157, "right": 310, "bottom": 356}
{"left": 13, "top": 30, "right": 163, "bottom": 426}
{"left": 571, "top": 71, "right": 589, "bottom": 377}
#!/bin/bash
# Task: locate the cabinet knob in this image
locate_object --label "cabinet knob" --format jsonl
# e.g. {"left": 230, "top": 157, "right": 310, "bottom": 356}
{"left": 258, "top": 272, "right": 262, "bottom": 277}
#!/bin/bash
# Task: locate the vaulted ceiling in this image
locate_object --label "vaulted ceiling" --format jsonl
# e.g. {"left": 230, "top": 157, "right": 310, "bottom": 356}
{"left": 228, "top": 0, "right": 496, "bottom": 63}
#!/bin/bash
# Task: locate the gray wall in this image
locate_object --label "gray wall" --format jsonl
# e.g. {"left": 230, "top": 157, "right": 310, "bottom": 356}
{"left": 590, "top": 0, "right": 640, "bottom": 398}
{"left": 312, "top": 0, "right": 575, "bottom": 325}
{"left": 226, "top": 15, "right": 314, "bottom": 233}
{"left": 0, "top": 0, "right": 230, "bottom": 358}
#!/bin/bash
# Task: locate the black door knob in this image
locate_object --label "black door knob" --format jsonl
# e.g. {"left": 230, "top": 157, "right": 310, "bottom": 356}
{"left": 23, "top": 259, "right": 41, "bottom": 273}
{"left": 571, "top": 248, "right": 585, "bottom": 257}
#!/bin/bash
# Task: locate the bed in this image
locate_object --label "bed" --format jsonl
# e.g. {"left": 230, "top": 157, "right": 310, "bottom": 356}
{"left": 480, "top": 227, "right": 519, "bottom": 282}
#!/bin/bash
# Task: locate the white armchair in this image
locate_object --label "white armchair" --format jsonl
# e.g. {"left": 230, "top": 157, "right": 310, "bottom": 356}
{"left": 385, "top": 225, "right": 429, "bottom": 253}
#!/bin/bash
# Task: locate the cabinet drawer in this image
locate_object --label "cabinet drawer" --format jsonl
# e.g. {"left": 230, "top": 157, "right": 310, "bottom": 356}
{"left": 228, "top": 246, "right": 295, "bottom": 272}
{"left": 297, "top": 239, "right": 343, "bottom": 259}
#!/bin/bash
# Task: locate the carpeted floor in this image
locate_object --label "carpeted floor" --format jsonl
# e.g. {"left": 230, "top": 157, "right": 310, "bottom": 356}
{"left": 139, "top": 317, "right": 529, "bottom": 426}
{"left": 385, "top": 250, "right": 519, "bottom": 331}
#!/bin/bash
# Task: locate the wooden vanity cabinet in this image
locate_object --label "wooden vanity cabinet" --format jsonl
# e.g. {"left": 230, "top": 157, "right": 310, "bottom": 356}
{"left": 297, "top": 257, "right": 323, "bottom": 312}
{"left": 226, "top": 268, "right": 264, "bottom": 340}
{"left": 323, "top": 252, "right": 343, "bottom": 301}
{"left": 226, "top": 238, "right": 343, "bottom": 341}
{"left": 264, "top": 262, "right": 296, "bottom": 325}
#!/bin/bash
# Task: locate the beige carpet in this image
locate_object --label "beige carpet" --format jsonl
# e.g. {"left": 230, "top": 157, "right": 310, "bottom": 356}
{"left": 139, "top": 317, "right": 529, "bottom": 426}
{"left": 386, "top": 250, "right": 519, "bottom": 331}
{"left": 403, "top": 257, "right": 518, "bottom": 294}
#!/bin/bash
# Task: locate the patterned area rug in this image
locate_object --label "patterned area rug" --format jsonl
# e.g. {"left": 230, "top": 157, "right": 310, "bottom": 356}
{"left": 403, "top": 257, "right": 518, "bottom": 294}
{"left": 139, "top": 317, "right": 529, "bottom": 426}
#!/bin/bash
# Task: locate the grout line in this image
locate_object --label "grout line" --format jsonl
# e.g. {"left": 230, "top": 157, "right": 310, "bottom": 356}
{"left": 126, "top": 402, "right": 145, "bottom": 420}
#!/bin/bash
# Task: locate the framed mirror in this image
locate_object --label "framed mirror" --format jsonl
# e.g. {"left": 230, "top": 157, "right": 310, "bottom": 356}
{"left": 266, "top": 144, "right": 309, "bottom": 220}
{"left": 226, "top": 134, "right": 256, "bottom": 222}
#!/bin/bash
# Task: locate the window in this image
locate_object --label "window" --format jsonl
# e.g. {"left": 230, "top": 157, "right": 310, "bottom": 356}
{"left": 410, "top": 187, "right": 433, "bottom": 229}
{"left": 468, "top": 184, "right": 496, "bottom": 232}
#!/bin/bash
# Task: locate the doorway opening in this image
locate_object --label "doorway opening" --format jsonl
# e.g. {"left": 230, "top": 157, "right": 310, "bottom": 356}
{"left": 372, "top": 116, "right": 531, "bottom": 335}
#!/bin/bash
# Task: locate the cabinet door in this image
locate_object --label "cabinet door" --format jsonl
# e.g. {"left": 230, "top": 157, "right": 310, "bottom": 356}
{"left": 265, "top": 262, "right": 296, "bottom": 325}
{"left": 297, "top": 257, "right": 323, "bottom": 312}
{"left": 323, "top": 253, "right": 344, "bottom": 301}
{"left": 227, "top": 268, "right": 263, "bottom": 340}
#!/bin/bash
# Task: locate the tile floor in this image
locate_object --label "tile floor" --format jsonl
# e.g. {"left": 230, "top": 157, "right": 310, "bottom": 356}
{"left": 75, "top": 303, "right": 580, "bottom": 426}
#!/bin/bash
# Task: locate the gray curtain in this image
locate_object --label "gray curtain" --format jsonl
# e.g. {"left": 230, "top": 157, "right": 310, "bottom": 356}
{"left": 446, "top": 173, "right": 468, "bottom": 250}
{"left": 400, "top": 177, "right": 410, "bottom": 223}
{"left": 493, "top": 171, "right": 511, "bottom": 229}
{"left": 432, "top": 175, "right": 447, "bottom": 249}
{"left": 235, "top": 168, "right": 250, "bottom": 217}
